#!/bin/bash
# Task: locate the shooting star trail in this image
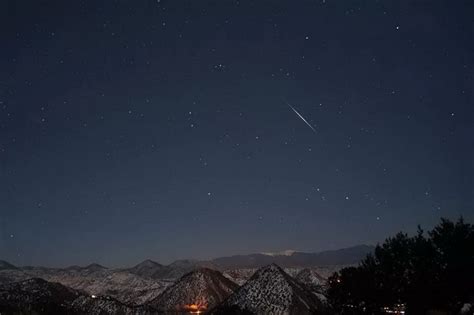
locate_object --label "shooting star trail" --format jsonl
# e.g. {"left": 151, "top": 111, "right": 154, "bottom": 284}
{"left": 287, "top": 103, "right": 316, "bottom": 133}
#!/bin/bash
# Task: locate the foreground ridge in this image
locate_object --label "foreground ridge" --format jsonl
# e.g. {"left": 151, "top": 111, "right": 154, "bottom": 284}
{"left": 213, "top": 263, "right": 323, "bottom": 315}
{"left": 150, "top": 267, "right": 238, "bottom": 312}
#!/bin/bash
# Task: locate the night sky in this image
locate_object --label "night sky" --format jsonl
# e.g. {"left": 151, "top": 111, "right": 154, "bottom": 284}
{"left": 1, "top": 1, "right": 473, "bottom": 267}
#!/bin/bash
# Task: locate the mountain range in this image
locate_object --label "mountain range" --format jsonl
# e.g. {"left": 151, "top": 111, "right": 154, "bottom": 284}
{"left": 1, "top": 245, "right": 373, "bottom": 276}
{"left": 0, "top": 264, "right": 326, "bottom": 315}
{"left": 0, "top": 245, "right": 373, "bottom": 314}
{"left": 211, "top": 244, "right": 373, "bottom": 269}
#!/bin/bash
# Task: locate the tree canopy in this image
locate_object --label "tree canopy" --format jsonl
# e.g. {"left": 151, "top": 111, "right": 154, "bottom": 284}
{"left": 326, "top": 218, "right": 474, "bottom": 315}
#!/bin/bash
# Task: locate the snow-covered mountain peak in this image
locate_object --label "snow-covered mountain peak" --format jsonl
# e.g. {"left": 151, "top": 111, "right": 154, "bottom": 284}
{"left": 150, "top": 267, "right": 238, "bottom": 312}
{"left": 216, "top": 263, "right": 322, "bottom": 314}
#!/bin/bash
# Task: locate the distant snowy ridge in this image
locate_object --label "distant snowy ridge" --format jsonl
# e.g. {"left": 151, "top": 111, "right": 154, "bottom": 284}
{"left": 261, "top": 250, "right": 298, "bottom": 256}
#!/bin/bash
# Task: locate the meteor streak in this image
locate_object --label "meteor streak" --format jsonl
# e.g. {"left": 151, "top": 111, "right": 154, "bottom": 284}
{"left": 287, "top": 103, "right": 316, "bottom": 133}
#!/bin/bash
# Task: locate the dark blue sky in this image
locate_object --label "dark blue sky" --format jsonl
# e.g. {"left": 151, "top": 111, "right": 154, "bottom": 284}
{"left": 1, "top": 0, "right": 473, "bottom": 267}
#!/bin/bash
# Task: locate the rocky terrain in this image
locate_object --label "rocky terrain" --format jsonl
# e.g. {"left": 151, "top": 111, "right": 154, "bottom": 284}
{"left": 214, "top": 264, "right": 323, "bottom": 314}
{"left": 150, "top": 268, "right": 238, "bottom": 312}
{"left": 295, "top": 268, "right": 326, "bottom": 291}
{"left": 0, "top": 263, "right": 168, "bottom": 305}
{"left": 70, "top": 295, "right": 157, "bottom": 315}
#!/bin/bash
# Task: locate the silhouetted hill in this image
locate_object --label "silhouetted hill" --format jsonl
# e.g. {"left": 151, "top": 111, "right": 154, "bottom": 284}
{"left": 126, "top": 259, "right": 164, "bottom": 278}
{"left": 0, "top": 260, "right": 17, "bottom": 271}
{"left": 0, "top": 278, "right": 80, "bottom": 314}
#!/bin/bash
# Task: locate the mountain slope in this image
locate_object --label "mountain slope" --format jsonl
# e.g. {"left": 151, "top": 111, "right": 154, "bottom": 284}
{"left": 71, "top": 295, "right": 157, "bottom": 315}
{"left": 0, "top": 278, "right": 80, "bottom": 314}
{"left": 295, "top": 268, "right": 326, "bottom": 289}
{"left": 150, "top": 268, "right": 238, "bottom": 312}
{"left": 0, "top": 265, "right": 167, "bottom": 305}
{"left": 215, "top": 264, "right": 322, "bottom": 315}
{"left": 0, "top": 278, "right": 160, "bottom": 315}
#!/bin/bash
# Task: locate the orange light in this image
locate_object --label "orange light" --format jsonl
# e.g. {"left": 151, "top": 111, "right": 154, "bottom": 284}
{"left": 183, "top": 303, "right": 207, "bottom": 313}
{"left": 187, "top": 304, "right": 199, "bottom": 310}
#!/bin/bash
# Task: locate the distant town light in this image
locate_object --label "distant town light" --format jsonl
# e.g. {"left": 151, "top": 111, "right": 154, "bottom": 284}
{"left": 184, "top": 303, "right": 207, "bottom": 314}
